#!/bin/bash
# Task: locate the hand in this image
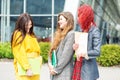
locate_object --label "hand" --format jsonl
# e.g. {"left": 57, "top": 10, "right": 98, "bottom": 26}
{"left": 75, "top": 53, "right": 81, "bottom": 61}
{"left": 48, "top": 63, "right": 53, "bottom": 71}
{"left": 73, "top": 43, "right": 79, "bottom": 50}
{"left": 81, "top": 53, "right": 89, "bottom": 60}
{"left": 75, "top": 53, "right": 87, "bottom": 61}
{"left": 80, "top": 53, "right": 86, "bottom": 57}
{"left": 48, "top": 63, "right": 57, "bottom": 75}
{"left": 26, "top": 69, "right": 33, "bottom": 76}
{"left": 50, "top": 69, "right": 56, "bottom": 75}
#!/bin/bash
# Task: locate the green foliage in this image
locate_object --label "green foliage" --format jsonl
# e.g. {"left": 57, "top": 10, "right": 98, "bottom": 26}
{"left": 0, "top": 42, "right": 13, "bottom": 59}
{"left": 97, "top": 44, "right": 120, "bottom": 67}
{"left": 39, "top": 42, "right": 50, "bottom": 63}
{"left": 0, "top": 42, "right": 51, "bottom": 63}
{"left": 1, "top": 42, "right": 120, "bottom": 67}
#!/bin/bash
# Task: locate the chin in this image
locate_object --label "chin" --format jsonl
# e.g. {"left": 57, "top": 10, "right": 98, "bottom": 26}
{"left": 60, "top": 26, "right": 64, "bottom": 29}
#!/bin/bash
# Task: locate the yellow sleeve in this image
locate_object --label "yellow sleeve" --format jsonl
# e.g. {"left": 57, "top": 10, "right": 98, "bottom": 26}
{"left": 12, "top": 31, "right": 30, "bottom": 70}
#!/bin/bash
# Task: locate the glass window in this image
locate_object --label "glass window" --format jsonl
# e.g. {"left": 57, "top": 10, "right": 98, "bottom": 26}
{"left": 10, "top": 0, "right": 23, "bottom": 14}
{"left": 0, "top": 0, "right": 1, "bottom": 14}
{"left": 27, "top": 0, "right": 52, "bottom": 14}
{"left": 54, "top": 0, "right": 65, "bottom": 14}
{"left": 32, "top": 16, "right": 52, "bottom": 42}
{"left": 54, "top": 16, "right": 57, "bottom": 29}
{"left": 10, "top": 16, "right": 52, "bottom": 42}
{"left": 10, "top": 16, "right": 18, "bottom": 34}
{"left": 0, "top": 16, "right": 1, "bottom": 41}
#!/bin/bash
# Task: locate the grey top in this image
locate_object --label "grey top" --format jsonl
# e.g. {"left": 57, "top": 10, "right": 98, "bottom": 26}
{"left": 49, "top": 30, "right": 75, "bottom": 80}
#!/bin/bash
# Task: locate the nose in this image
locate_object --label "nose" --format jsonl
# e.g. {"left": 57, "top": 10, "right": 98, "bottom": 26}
{"left": 58, "top": 20, "right": 61, "bottom": 24}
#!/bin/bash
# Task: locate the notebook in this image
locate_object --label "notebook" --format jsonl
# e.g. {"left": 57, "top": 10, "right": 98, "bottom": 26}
{"left": 17, "top": 56, "right": 42, "bottom": 76}
{"left": 52, "top": 50, "right": 57, "bottom": 67}
{"left": 75, "top": 32, "right": 89, "bottom": 60}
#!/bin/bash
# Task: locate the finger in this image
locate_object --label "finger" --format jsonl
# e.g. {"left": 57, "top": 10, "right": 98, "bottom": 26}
{"left": 77, "top": 55, "right": 80, "bottom": 61}
{"left": 82, "top": 53, "right": 85, "bottom": 57}
{"left": 50, "top": 71, "right": 55, "bottom": 75}
{"left": 52, "top": 71, "right": 56, "bottom": 75}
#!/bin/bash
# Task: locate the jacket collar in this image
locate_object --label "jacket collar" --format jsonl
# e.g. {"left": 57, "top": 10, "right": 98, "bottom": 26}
{"left": 78, "top": 26, "right": 95, "bottom": 33}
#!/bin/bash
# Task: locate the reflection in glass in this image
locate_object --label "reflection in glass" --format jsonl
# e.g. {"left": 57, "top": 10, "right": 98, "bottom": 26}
{"left": 0, "top": 0, "right": 1, "bottom": 14}
{"left": 27, "top": 0, "right": 52, "bottom": 14}
{"left": 32, "top": 16, "right": 52, "bottom": 42}
{"left": 54, "top": 16, "right": 57, "bottom": 30}
{"left": 54, "top": 0, "right": 65, "bottom": 14}
{"left": 10, "top": 17, "right": 18, "bottom": 34}
{"left": 10, "top": 0, "right": 23, "bottom": 14}
{"left": 10, "top": 16, "right": 52, "bottom": 42}
{"left": 0, "top": 16, "right": 1, "bottom": 41}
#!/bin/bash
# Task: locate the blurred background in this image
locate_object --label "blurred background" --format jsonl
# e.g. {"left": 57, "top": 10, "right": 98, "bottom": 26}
{"left": 0, "top": 0, "right": 120, "bottom": 80}
{"left": 0, "top": 0, "right": 120, "bottom": 45}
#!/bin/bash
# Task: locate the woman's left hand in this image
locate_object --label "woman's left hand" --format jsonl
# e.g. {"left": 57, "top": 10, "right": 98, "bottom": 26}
{"left": 73, "top": 43, "right": 79, "bottom": 50}
{"left": 75, "top": 53, "right": 87, "bottom": 61}
{"left": 48, "top": 63, "right": 53, "bottom": 71}
{"left": 48, "top": 63, "right": 57, "bottom": 75}
{"left": 50, "top": 69, "right": 57, "bottom": 75}
{"left": 26, "top": 69, "right": 33, "bottom": 76}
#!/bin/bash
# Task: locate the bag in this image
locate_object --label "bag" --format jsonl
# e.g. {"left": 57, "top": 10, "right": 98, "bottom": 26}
{"left": 17, "top": 56, "right": 42, "bottom": 76}
{"left": 51, "top": 50, "right": 57, "bottom": 67}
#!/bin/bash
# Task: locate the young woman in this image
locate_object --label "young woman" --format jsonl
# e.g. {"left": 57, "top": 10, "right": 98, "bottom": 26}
{"left": 11, "top": 13, "right": 41, "bottom": 80}
{"left": 73, "top": 4, "right": 101, "bottom": 80}
{"left": 48, "top": 12, "right": 75, "bottom": 80}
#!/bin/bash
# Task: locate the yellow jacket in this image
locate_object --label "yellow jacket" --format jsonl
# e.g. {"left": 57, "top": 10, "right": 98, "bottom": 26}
{"left": 12, "top": 31, "right": 41, "bottom": 80}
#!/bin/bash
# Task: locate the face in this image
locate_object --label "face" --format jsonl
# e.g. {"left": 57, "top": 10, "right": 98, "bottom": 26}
{"left": 25, "top": 20, "right": 32, "bottom": 33}
{"left": 58, "top": 15, "right": 67, "bottom": 29}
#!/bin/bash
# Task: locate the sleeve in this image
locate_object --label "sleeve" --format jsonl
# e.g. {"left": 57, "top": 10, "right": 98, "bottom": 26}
{"left": 12, "top": 32, "right": 30, "bottom": 70}
{"left": 88, "top": 27, "right": 101, "bottom": 58}
{"left": 54, "top": 31, "right": 74, "bottom": 74}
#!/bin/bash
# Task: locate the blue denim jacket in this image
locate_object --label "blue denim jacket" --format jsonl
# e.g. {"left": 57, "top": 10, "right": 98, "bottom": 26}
{"left": 79, "top": 26, "right": 101, "bottom": 80}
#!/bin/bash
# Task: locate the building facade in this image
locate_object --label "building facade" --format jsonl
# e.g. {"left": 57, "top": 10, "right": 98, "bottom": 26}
{"left": 0, "top": 0, "right": 120, "bottom": 44}
{"left": 0, "top": 0, "right": 65, "bottom": 42}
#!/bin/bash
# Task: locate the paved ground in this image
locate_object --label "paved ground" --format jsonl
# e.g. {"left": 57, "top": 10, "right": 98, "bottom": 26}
{"left": 0, "top": 62, "right": 120, "bottom": 80}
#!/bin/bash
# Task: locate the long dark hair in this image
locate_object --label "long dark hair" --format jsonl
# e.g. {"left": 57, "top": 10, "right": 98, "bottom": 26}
{"left": 11, "top": 13, "right": 35, "bottom": 46}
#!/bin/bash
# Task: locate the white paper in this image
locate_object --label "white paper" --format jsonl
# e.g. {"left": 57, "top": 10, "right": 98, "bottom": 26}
{"left": 75, "top": 32, "right": 89, "bottom": 59}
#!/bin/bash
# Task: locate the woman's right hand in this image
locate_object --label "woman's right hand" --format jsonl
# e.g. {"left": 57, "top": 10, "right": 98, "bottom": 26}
{"left": 48, "top": 63, "right": 53, "bottom": 71}
{"left": 26, "top": 69, "right": 33, "bottom": 76}
{"left": 73, "top": 43, "right": 79, "bottom": 50}
{"left": 48, "top": 63, "right": 57, "bottom": 75}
